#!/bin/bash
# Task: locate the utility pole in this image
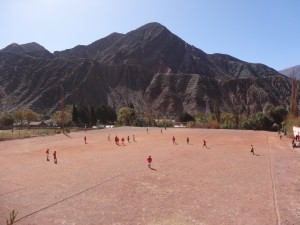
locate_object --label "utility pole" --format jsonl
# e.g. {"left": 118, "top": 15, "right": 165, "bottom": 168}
{"left": 61, "top": 85, "right": 65, "bottom": 133}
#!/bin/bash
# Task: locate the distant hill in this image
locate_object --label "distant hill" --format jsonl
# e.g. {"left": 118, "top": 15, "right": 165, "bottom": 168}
{"left": 0, "top": 42, "right": 53, "bottom": 59}
{"left": 0, "top": 22, "right": 293, "bottom": 116}
{"left": 279, "top": 65, "right": 300, "bottom": 79}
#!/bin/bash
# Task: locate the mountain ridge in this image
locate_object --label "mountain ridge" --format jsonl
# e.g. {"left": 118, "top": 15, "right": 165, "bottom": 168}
{"left": 0, "top": 22, "right": 293, "bottom": 116}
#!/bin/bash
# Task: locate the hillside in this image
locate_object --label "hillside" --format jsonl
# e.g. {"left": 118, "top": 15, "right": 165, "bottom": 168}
{"left": 0, "top": 22, "right": 293, "bottom": 116}
{"left": 280, "top": 65, "right": 300, "bottom": 79}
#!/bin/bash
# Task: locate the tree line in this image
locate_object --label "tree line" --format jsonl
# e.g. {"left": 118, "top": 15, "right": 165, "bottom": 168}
{"left": 0, "top": 104, "right": 293, "bottom": 131}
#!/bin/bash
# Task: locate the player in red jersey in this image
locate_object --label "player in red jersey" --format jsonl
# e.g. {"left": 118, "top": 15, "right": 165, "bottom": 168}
{"left": 147, "top": 156, "right": 152, "bottom": 168}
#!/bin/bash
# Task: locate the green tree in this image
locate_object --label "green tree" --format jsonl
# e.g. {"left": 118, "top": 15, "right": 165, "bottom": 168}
{"left": 14, "top": 109, "right": 26, "bottom": 126}
{"left": 269, "top": 106, "right": 288, "bottom": 126}
{"left": 72, "top": 104, "right": 79, "bottom": 125}
{"left": 105, "top": 106, "right": 117, "bottom": 123}
{"left": 117, "top": 107, "right": 136, "bottom": 126}
{"left": 25, "top": 109, "right": 38, "bottom": 127}
{"left": 0, "top": 113, "right": 14, "bottom": 127}
{"left": 52, "top": 110, "right": 72, "bottom": 127}
{"left": 179, "top": 112, "right": 195, "bottom": 122}
{"left": 214, "top": 101, "right": 221, "bottom": 123}
{"left": 242, "top": 113, "right": 273, "bottom": 130}
{"left": 78, "top": 106, "right": 90, "bottom": 126}
{"left": 220, "top": 113, "right": 235, "bottom": 129}
{"left": 95, "top": 105, "right": 117, "bottom": 124}
{"left": 90, "top": 106, "right": 97, "bottom": 126}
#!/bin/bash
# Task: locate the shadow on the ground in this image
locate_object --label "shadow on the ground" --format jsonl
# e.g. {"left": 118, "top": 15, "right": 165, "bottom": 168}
{"left": 149, "top": 167, "right": 157, "bottom": 171}
{"left": 63, "top": 133, "right": 72, "bottom": 138}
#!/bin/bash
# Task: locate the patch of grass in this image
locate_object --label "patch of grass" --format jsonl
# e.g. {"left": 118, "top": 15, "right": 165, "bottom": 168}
{"left": 6, "top": 210, "right": 17, "bottom": 225}
{"left": 0, "top": 128, "right": 57, "bottom": 141}
{"left": 0, "top": 127, "right": 84, "bottom": 141}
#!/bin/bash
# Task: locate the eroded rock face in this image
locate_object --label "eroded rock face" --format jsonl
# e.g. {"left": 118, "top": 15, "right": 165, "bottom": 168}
{"left": 0, "top": 22, "right": 294, "bottom": 116}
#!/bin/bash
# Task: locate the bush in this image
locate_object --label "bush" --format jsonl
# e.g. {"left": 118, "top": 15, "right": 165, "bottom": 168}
{"left": 203, "top": 120, "right": 220, "bottom": 129}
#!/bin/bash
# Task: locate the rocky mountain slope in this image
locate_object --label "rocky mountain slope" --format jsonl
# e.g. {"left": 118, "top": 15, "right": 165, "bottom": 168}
{"left": 0, "top": 22, "right": 293, "bottom": 116}
{"left": 280, "top": 65, "right": 300, "bottom": 79}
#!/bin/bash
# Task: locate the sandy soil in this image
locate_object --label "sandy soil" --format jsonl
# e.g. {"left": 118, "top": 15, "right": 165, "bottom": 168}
{"left": 0, "top": 127, "right": 299, "bottom": 225}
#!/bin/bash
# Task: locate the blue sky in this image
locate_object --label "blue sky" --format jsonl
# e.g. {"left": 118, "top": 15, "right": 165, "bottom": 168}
{"left": 0, "top": 0, "right": 299, "bottom": 70}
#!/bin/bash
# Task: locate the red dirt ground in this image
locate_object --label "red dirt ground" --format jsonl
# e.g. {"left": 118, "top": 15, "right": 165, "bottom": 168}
{"left": 0, "top": 127, "right": 300, "bottom": 225}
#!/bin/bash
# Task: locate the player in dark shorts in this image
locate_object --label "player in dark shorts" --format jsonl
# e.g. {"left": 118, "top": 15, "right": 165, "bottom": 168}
{"left": 250, "top": 145, "right": 254, "bottom": 155}
{"left": 46, "top": 149, "right": 50, "bottom": 161}
{"left": 203, "top": 140, "right": 208, "bottom": 148}
{"left": 53, "top": 151, "right": 57, "bottom": 164}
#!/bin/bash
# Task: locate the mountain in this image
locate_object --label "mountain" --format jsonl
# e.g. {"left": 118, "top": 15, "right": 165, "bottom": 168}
{"left": 0, "top": 22, "right": 293, "bottom": 116}
{"left": 0, "top": 42, "right": 53, "bottom": 58}
{"left": 280, "top": 65, "right": 300, "bottom": 79}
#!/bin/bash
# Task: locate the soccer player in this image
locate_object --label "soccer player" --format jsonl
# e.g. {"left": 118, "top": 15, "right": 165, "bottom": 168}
{"left": 172, "top": 136, "right": 176, "bottom": 144}
{"left": 46, "top": 148, "right": 50, "bottom": 161}
{"left": 250, "top": 145, "right": 254, "bottom": 155}
{"left": 53, "top": 151, "right": 57, "bottom": 164}
{"left": 147, "top": 156, "right": 152, "bottom": 168}
{"left": 115, "top": 135, "right": 118, "bottom": 145}
{"left": 203, "top": 140, "right": 208, "bottom": 148}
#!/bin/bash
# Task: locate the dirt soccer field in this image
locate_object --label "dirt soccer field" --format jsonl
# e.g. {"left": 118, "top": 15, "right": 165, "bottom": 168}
{"left": 0, "top": 127, "right": 300, "bottom": 225}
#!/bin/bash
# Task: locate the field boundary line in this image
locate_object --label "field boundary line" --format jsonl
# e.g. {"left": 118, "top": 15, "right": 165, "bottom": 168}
{"left": 14, "top": 173, "right": 124, "bottom": 223}
{"left": 267, "top": 132, "right": 281, "bottom": 225}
